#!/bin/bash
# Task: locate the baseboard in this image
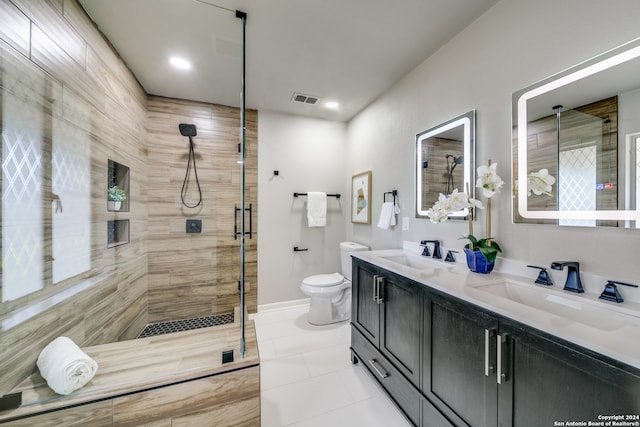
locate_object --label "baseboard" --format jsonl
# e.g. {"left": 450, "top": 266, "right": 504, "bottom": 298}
{"left": 257, "top": 298, "right": 310, "bottom": 313}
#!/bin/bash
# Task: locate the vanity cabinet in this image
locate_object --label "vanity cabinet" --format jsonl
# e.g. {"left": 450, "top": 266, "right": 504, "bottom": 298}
{"left": 498, "top": 318, "right": 640, "bottom": 425}
{"left": 423, "top": 293, "right": 498, "bottom": 427}
{"left": 351, "top": 257, "right": 640, "bottom": 427}
{"left": 351, "top": 259, "right": 423, "bottom": 424}
{"left": 423, "top": 290, "right": 640, "bottom": 426}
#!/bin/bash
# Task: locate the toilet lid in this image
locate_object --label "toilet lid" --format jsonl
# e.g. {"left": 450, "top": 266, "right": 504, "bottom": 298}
{"left": 302, "top": 273, "right": 344, "bottom": 287}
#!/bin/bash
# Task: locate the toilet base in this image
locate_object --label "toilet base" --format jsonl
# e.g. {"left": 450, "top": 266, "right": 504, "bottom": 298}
{"left": 305, "top": 287, "right": 351, "bottom": 326}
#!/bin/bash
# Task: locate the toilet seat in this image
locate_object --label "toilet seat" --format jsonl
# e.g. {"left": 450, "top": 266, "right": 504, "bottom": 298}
{"left": 302, "top": 273, "right": 344, "bottom": 287}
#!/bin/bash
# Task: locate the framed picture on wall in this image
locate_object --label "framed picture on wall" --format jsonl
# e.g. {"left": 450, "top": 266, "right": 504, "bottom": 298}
{"left": 351, "top": 170, "right": 372, "bottom": 224}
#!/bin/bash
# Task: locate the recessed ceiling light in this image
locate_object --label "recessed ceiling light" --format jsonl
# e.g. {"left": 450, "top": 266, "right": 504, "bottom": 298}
{"left": 324, "top": 101, "right": 339, "bottom": 110}
{"left": 169, "top": 57, "right": 191, "bottom": 70}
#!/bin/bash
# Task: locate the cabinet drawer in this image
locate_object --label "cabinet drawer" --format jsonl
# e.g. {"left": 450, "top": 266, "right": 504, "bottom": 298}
{"left": 351, "top": 327, "right": 420, "bottom": 426}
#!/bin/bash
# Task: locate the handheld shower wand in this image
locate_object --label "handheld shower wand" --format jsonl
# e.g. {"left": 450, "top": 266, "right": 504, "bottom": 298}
{"left": 179, "top": 123, "right": 202, "bottom": 208}
{"left": 445, "top": 154, "right": 464, "bottom": 194}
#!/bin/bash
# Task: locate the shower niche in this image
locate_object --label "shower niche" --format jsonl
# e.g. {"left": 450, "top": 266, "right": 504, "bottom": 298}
{"left": 107, "top": 160, "right": 129, "bottom": 212}
{"left": 107, "top": 219, "right": 129, "bottom": 248}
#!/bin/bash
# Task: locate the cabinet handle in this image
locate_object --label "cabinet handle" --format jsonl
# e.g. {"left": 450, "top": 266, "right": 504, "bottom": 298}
{"left": 375, "top": 275, "right": 384, "bottom": 304}
{"left": 369, "top": 358, "right": 390, "bottom": 379}
{"left": 372, "top": 275, "right": 379, "bottom": 303}
{"left": 484, "top": 329, "right": 496, "bottom": 376}
{"left": 496, "top": 333, "right": 508, "bottom": 384}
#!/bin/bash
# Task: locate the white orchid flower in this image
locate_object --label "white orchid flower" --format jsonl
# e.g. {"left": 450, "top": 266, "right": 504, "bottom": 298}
{"left": 426, "top": 188, "right": 480, "bottom": 223}
{"left": 527, "top": 168, "right": 555, "bottom": 196}
{"left": 476, "top": 162, "right": 504, "bottom": 198}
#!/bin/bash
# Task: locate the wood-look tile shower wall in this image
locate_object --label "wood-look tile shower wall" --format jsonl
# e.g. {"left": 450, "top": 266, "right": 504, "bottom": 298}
{"left": 0, "top": 0, "right": 149, "bottom": 396}
{"left": 146, "top": 97, "right": 258, "bottom": 322}
{"left": 0, "top": 0, "right": 258, "bottom": 397}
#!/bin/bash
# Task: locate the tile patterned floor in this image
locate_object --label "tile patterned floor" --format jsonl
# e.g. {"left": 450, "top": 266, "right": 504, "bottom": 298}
{"left": 137, "top": 312, "right": 234, "bottom": 338}
{"left": 250, "top": 305, "right": 412, "bottom": 427}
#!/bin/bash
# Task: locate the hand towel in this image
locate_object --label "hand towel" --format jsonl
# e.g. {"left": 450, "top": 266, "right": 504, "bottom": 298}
{"left": 307, "top": 192, "right": 327, "bottom": 227}
{"left": 37, "top": 336, "right": 98, "bottom": 395}
{"left": 377, "top": 202, "right": 395, "bottom": 229}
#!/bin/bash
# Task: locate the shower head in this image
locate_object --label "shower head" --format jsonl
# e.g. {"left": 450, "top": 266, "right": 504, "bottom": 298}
{"left": 179, "top": 123, "right": 197, "bottom": 137}
{"left": 446, "top": 154, "right": 464, "bottom": 175}
{"left": 446, "top": 154, "right": 464, "bottom": 165}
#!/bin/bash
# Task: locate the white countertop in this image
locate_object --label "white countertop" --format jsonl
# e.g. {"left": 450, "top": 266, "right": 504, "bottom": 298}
{"left": 353, "top": 248, "right": 640, "bottom": 370}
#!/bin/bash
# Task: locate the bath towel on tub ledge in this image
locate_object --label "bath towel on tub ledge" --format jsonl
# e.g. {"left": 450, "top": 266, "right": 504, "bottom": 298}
{"left": 37, "top": 336, "right": 98, "bottom": 395}
{"left": 307, "top": 192, "right": 327, "bottom": 227}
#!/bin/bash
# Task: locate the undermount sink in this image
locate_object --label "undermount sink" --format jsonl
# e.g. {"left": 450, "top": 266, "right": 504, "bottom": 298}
{"left": 378, "top": 254, "right": 438, "bottom": 270}
{"left": 470, "top": 280, "right": 640, "bottom": 331}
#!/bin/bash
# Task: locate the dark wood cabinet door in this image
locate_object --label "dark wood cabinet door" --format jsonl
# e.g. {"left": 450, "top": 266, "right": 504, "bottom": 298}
{"left": 351, "top": 260, "right": 380, "bottom": 346}
{"left": 499, "top": 320, "right": 640, "bottom": 427}
{"left": 424, "top": 292, "right": 499, "bottom": 427}
{"left": 379, "top": 273, "right": 422, "bottom": 387}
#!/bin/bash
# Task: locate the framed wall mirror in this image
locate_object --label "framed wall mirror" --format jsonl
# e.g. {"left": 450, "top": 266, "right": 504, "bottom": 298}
{"left": 416, "top": 110, "right": 475, "bottom": 218}
{"left": 513, "top": 37, "right": 640, "bottom": 228}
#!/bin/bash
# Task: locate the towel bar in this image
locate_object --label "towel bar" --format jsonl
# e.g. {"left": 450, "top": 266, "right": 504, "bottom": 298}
{"left": 383, "top": 190, "right": 398, "bottom": 204}
{"left": 293, "top": 192, "right": 341, "bottom": 198}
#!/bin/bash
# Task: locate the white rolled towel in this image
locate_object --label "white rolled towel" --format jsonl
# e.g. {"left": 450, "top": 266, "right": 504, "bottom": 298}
{"left": 36, "top": 336, "right": 98, "bottom": 395}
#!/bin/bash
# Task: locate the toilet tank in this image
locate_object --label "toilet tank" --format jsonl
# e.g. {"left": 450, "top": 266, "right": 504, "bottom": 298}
{"left": 340, "top": 242, "right": 369, "bottom": 280}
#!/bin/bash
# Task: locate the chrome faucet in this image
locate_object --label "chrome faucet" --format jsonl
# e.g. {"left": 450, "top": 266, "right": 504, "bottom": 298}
{"left": 550, "top": 261, "right": 584, "bottom": 293}
{"left": 420, "top": 240, "right": 442, "bottom": 259}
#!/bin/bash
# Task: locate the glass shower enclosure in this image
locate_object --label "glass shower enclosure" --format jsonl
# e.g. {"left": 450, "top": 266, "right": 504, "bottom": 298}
{"left": 0, "top": 0, "right": 254, "bottom": 404}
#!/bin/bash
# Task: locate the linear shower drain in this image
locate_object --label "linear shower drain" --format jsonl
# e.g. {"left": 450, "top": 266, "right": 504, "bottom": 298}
{"left": 137, "top": 313, "right": 234, "bottom": 338}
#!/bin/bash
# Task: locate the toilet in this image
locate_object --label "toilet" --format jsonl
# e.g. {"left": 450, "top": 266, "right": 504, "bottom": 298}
{"left": 301, "top": 241, "right": 369, "bottom": 325}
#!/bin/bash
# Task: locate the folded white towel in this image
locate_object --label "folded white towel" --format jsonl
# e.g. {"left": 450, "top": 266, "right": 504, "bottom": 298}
{"left": 37, "top": 336, "right": 98, "bottom": 395}
{"left": 377, "top": 202, "right": 395, "bottom": 229}
{"left": 307, "top": 192, "right": 327, "bottom": 227}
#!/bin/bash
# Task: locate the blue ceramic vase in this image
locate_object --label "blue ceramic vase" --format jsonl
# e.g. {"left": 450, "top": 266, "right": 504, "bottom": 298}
{"left": 463, "top": 248, "right": 494, "bottom": 274}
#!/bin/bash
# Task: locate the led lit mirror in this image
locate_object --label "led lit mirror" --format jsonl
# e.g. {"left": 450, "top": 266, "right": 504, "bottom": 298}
{"left": 513, "top": 37, "right": 640, "bottom": 227}
{"left": 416, "top": 110, "right": 475, "bottom": 218}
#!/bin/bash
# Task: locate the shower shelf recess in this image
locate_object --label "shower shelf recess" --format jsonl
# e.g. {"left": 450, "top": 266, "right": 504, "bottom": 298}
{"left": 107, "top": 220, "right": 129, "bottom": 248}
{"left": 107, "top": 159, "right": 129, "bottom": 212}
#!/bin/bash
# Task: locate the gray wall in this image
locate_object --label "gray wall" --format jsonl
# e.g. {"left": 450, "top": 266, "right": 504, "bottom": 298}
{"left": 258, "top": 111, "right": 347, "bottom": 305}
{"left": 345, "top": 0, "right": 640, "bottom": 284}
{"left": 258, "top": 0, "right": 640, "bottom": 306}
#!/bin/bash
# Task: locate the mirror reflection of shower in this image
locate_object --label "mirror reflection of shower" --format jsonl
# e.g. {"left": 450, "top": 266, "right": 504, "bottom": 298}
{"left": 445, "top": 154, "right": 464, "bottom": 194}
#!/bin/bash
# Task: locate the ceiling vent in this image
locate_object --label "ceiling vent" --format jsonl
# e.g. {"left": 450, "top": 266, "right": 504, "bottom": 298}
{"left": 291, "top": 92, "right": 321, "bottom": 105}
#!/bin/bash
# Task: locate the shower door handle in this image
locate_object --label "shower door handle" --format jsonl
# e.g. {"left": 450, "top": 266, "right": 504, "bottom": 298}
{"left": 233, "top": 203, "right": 253, "bottom": 240}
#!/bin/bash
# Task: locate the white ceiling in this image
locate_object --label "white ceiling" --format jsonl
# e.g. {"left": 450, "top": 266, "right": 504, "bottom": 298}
{"left": 79, "top": 0, "right": 498, "bottom": 122}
